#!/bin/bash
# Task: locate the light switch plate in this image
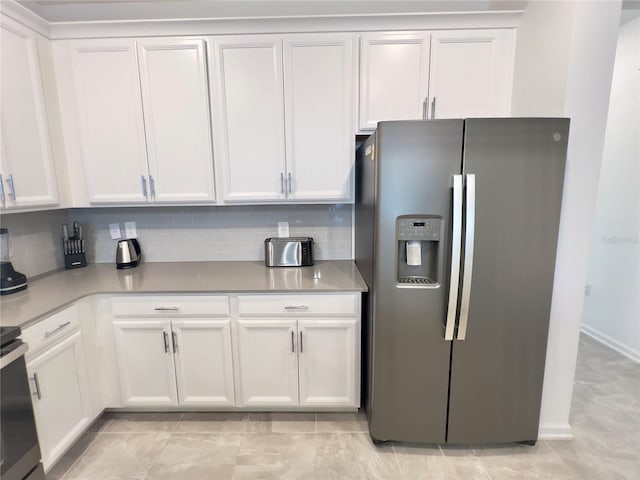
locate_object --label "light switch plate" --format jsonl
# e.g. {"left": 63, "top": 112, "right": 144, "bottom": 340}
{"left": 109, "top": 223, "right": 122, "bottom": 240}
{"left": 277, "top": 221, "right": 290, "bottom": 238}
{"left": 124, "top": 221, "right": 137, "bottom": 239}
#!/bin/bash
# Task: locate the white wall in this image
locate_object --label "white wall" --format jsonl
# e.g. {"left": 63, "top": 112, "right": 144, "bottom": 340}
{"left": 511, "top": 0, "right": 622, "bottom": 439}
{"left": 582, "top": 17, "right": 640, "bottom": 362}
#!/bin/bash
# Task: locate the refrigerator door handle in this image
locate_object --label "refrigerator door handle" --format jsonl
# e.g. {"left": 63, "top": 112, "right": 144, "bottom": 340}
{"left": 457, "top": 174, "right": 476, "bottom": 340}
{"left": 445, "top": 174, "right": 463, "bottom": 340}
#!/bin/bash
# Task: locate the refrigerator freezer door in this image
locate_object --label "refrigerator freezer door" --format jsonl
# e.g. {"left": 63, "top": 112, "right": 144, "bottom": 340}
{"left": 366, "top": 120, "right": 464, "bottom": 443}
{"left": 447, "top": 118, "right": 569, "bottom": 444}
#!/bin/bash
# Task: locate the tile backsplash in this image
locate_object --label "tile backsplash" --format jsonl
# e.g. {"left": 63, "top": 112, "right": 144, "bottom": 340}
{"left": 0, "top": 210, "right": 68, "bottom": 278}
{"left": 70, "top": 204, "right": 352, "bottom": 264}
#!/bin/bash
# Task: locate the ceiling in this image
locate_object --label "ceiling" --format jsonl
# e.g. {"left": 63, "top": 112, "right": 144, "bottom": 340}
{"left": 15, "top": 0, "right": 528, "bottom": 23}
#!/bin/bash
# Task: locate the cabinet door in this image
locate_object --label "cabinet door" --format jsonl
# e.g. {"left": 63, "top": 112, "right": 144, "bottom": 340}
{"left": 237, "top": 319, "right": 298, "bottom": 406}
{"left": 70, "top": 39, "right": 149, "bottom": 204}
{"left": 172, "top": 319, "right": 235, "bottom": 406}
{"left": 112, "top": 320, "right": 178, "bottom": 406}
{"left": 298, "top": 319, "right": 358, "bottom": 407}
{"left": 211, "top": 36, "right": 287, "bottom": 202}
{"left": 359, "top": 32, "right": 430, "bottom": 130}
{"left": 428, "top": 30, "right": 514, "bottom": 119}
{"left": 137, "top": 38, "right": 215, "bottom": 203}
{"left": 27, "top": 331, "right": 91, "bottom": 470}
{"left": 283, "top": 34, "right": 355, "bottom": 202}
{"left": 0, "top": 17, "right": 58, "bottom": 208}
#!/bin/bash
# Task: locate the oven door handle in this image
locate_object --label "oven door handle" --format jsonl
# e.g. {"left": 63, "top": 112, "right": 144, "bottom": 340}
{"left": 0, "top": 342, "right": 28, "bottom": 369}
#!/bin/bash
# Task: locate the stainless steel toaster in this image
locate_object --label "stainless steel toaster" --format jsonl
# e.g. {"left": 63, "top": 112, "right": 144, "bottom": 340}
{"left": 264, "top": 237, "right": 314, "bottom": 267}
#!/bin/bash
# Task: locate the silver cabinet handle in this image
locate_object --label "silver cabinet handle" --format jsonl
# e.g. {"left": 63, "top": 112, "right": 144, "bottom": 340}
{"left": 422, "top": 97, "right": 428, "bottom": 120}
{"left": 44, "top": 321, "right": 72, "bottom": 339}
{"left": 280, "top": 172, "right": 285, "bottom": 194}
{"left": 163, "top": 331, "right": 169, "bottom": 353}
{"left": 172, "top": 331, "right": 178, "bottom": 353}
{"left": 154, "top": 307, "right": 179, "bottom": 312}
{"left": 31, "top": 373, "right": 42, "bottom": 400}
{"left": 0, "top": 174, "right": 5, "bottom": 205}
{"left": 141, "top": 175, "right": 148, "bottom": 198}
{"left": 291, "top": 330, "right": 295, "bottom": 353}
{"left": 299, "top": 331, "right": 303, "bottom": 353}
{"left": 6, "top": 174, "right": 15, "bottom": 200}
{"left": 284, "top": 305, "right": 309, "bottom": 311}
{"left": 457, "top": 174, "right": 476, "bottom": 340}
{"left": 445, "top": 175, "right": 463, "bottom": 341}
{"left": 431, "top": 97, "right": 437, "bottom": 119}
{"left": 288, "top": 172, "right": 293, "bottom": 194}
{"left": 149, "top": 175, "right": 156, "bottom": 200}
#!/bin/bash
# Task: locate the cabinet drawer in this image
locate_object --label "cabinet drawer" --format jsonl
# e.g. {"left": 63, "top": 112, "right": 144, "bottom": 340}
{"left": 112, "top": 295, "right": 230, "bottom": 317}
{"left": 23, "top": 305, "right": 79, "bottom": 358}
{"left": 237, "top": 294, "right": 358, "bottom": 317}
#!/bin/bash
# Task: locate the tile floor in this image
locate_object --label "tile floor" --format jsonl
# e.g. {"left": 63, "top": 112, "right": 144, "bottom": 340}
{"left": 46, "top": 334, "right": 639, "bottom": 480}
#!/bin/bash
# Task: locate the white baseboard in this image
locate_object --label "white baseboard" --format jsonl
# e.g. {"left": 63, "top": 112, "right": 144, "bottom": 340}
{"left": 538, "top": 422, "right": 574, "bottom": 440}
{"left": 581, "top": 324, "right": 640, "bottom": 363}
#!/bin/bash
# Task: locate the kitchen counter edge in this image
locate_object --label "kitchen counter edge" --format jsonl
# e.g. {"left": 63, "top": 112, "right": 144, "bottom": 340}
{"left": 0, "top": 261, "right": 368, "bottom": 329}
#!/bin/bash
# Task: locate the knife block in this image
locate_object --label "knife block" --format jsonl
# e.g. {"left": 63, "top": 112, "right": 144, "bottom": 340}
{"left": 64, "top": 252, "right": 86, "bottom": 269}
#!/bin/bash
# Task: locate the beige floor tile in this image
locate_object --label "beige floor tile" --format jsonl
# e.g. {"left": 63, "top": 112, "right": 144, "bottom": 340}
{"left": 176, "top": 412, "right": 248, "bottom": 433}
{"left": 316, "top": 412, "right": 368, "bottom": 433}
{"left": 236, "top": 432, "right": 316, "bottom": 479}
{"left": 61, "top": 432, "right": 170, "bottom": 480}
{"left": 146, "top": 433, "right": 241, "bottom": 480}
{"left": 102, "top": 412, "right": 183, "bottom": 433}
{"left": 269, "top": 412, "right": 317, "bottom": 433}
{"left": 315, "top": 432, "right": 399, "bottom": 479}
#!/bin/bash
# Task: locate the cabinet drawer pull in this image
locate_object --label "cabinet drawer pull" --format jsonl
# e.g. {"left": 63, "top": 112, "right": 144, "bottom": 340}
{"left": 284, "top": 305, "right": 309, "bottom": 311}
{"left": 44, "top": 321, "right": 71, "bottom": 339}
{"left": 422, "top": 96, "right": 428, "bottom": 120}
{"left": 0, "top": 174, "right": 5, "bottom": 204}
{"left": 280, "top": 172, "right": 285, "bottom": 194}
{"left": 163, "top": 331, "right": 169, "bottom": 353}
{"left": 288, "top": 172, "right": 293, "bottom": 194}
{"left": 299, "top": 331, "right": 303, "bottom": 353}
{"left": 431, "top": 96, "right": 437, "bottom": 119}
{"left": 291, "top": 330, "right": 295, "bottom": 353}
{"left": 149, "top": 175, "right": 156, "bottom": 199}
{"left": 172, "top": 331, "right": 178, "bottom": 353}
{"left": 154, "top": 307, "right": 179, "bottom": 312}
{"left": 6, "top": 174, "right": 16, "bottom": 200}
{"left": 31, "top": 373, "right": 42, "bottom": 400}
{"left": 141, "top": 175, "right": 148, "bottom": 198}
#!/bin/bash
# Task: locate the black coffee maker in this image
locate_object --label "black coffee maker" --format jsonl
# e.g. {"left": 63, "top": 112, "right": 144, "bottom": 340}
{"left": 0, "top": 228, "right": 27, "bottom": 295}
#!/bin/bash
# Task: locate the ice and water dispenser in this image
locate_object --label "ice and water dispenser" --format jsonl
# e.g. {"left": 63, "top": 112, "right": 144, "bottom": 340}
{"left": 396, "top": 215, "right": 442, "bottom": 287}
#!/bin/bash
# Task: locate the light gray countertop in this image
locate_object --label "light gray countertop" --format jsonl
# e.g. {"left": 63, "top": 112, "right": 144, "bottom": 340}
{"left": 0, "top": 261, "right": 367, "bottom": 329}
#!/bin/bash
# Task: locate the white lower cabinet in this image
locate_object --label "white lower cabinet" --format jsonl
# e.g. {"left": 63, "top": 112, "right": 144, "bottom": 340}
{"left": 112, "top": 319, "right": 178, "bottom": 406}
{"left": 237, "top": 319, "right": 299, "bottom": 406}
{"left": 111, "top": 296, "right": 235, "bottom": 407}
{"left": 26, "top": 330, "right": 92, "bottom": 471}
{"left": 236, "top": 294, "right": 360, "bottom": 408}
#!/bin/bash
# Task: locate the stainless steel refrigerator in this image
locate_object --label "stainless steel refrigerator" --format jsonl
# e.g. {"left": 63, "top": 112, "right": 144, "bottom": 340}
{"left": 355, "top": 118, "right": 569, "bottom": 445}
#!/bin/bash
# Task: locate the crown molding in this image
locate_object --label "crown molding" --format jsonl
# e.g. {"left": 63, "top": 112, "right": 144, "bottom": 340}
{"left": 46, "top": 11, "right": 522, "bottom": 40}
{"left": 0, "top": 0, "right": 50, "bottom": 37}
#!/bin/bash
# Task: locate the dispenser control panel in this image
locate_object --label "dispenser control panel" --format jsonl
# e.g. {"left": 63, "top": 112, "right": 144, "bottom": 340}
{"left": 397, "top": 218, "right": 441, "bottom": 241}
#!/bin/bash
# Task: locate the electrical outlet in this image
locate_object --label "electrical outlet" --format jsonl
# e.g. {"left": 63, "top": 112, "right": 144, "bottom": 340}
{"left": 124, "top": 221, "right": 137, "bottom": 239}
{"left": 277, "top": 221, "right": 290, "bottom": 238}
{"left": 109, "top": 223, "right": 122, "bottom": 240}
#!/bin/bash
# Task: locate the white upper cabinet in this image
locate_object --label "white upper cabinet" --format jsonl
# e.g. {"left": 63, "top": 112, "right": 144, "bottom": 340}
{"left": 211, "top": 33, "right": 356, "bottom": 203}
{"left": 69, "top": 37, "right": 215, "bottom": 204}
{"left": 70, "top": 39, "right": 149, "bottom": 204}
{"left": 359, "top": 32, "right": 430, "bottom": 130}
{"left": 136, "top": 38, "right": 215, "bottom": 203}
{"left": 0, "top": 16, "right": 58, "bottom": 209}
{"left": 283, "top": 34, "right": 355, "bottom": 202}
{"left": 428, "top": 29, "right": 514, "bottom": 119}
{"left": 359, "top": 29, "right": 515, "bottom": 130}
{"left": 211, "top": 36, "right": 287, "bottom": 202}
